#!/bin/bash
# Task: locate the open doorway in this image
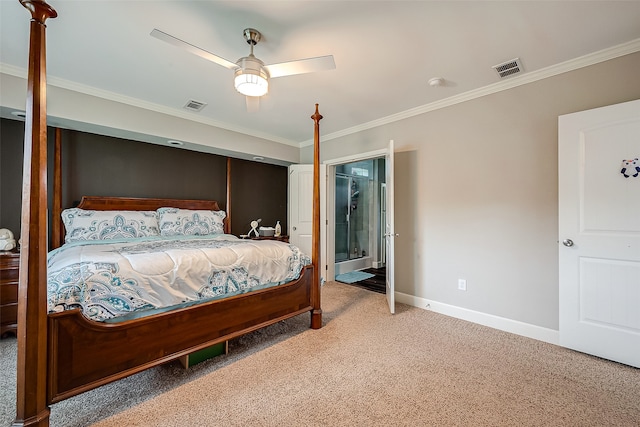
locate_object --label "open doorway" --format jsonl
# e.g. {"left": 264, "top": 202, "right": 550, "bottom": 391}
{"left": 324, "top": 141, "right": 396, "bottom": 313}
{"left": 332, "top": 157, "right": 386, "bottom": 293}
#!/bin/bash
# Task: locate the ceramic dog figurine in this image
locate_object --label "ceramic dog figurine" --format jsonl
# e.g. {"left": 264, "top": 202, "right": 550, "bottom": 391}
{"left": 0, "top": 228, "right": 16, "bottom": 251}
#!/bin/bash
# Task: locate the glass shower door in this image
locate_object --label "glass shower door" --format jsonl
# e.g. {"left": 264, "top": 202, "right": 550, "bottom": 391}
{"left": 335, "top": 175, "right": 350, "bottom": 262}
{"left": 349, "top": 175, "right": 369, "bottom": 259}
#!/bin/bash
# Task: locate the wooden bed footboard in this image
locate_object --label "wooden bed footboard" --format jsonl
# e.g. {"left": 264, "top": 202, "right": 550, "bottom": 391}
{"left": 47, "top": 266, "right": 314, "bottom": 403}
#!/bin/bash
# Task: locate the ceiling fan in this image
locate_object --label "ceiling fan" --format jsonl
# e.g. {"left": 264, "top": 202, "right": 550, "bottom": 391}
{"left": 150, "top": 28, "right": 335, "bottom": 111}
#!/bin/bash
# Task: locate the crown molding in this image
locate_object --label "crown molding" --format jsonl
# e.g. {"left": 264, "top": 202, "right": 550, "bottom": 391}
{"left": 4, "top": 36, "right": 639, "bottom": 151}
{"left": 0, "top": 63, "right": 300, "bottom": 148}
{"left": 299, "top": 37, "right": 640, "bottom": 148}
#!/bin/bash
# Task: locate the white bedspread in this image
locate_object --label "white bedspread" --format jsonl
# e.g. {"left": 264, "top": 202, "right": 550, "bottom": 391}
{"left": 47, "top": 234, "right": 310, "bottom": 322}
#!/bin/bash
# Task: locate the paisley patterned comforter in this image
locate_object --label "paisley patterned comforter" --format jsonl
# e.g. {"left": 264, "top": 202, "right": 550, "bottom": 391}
{"left": 47, "top": 234, "right": 311, "bottom": 322}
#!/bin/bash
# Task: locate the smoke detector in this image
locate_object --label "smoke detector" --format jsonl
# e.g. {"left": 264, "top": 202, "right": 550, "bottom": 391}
{"left": 428, "top": 77, "right": 445, "bottom": 87}
{"left": 492, "top": 58, "right": 524, "bottom": 79}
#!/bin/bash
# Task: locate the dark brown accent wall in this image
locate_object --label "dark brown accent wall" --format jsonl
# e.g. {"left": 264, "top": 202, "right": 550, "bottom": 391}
{"left": 229, "top": 158, "right": 288, "bottom": 237}
{"left": 61, "top": 131, "right": 228, "bottom": 207}
{"left": 0, "top": 118, "right": 288, "bottom": 241}
{"left": 1, "top": 119, "right": 29, "bottom": 240}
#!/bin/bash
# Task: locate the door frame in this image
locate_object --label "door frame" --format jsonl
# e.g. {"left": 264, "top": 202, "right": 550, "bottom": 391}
{"left": 324, "top": 148, "right": 387, "bottom": 282}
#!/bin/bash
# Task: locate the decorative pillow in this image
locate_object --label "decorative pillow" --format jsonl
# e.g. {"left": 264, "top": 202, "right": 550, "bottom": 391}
{"left": 157, "top": 208, "right": 226, "bottom": 236}
{"left": 61, "top": 208, "right": 160, "bottom": 243}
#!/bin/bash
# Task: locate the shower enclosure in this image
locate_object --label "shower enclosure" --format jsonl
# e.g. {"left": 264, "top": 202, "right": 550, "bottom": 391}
{"left": 333, "top": 158, "right": 385, "bottom": 278}
{"left": 335, "top": 173, "right": 370, "bottom": 262}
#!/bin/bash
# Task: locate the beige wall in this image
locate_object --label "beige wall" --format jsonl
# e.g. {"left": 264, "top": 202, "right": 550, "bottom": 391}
{"left": 303, "top": 52, "right": 640, "bottom": 330}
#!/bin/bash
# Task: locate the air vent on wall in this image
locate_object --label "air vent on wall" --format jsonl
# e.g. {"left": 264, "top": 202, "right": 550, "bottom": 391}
{"left": 183, "top": 99, "right": 207, "bottom": 112}
{"left": 492, "top": 58, "right": 524, "bottom": 79}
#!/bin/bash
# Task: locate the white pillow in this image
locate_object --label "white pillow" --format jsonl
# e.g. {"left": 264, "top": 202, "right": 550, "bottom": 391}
{"left": 157, "top": 208, "right": 226, "bottom": 236}
{"left": 61, "top": 208, "right": 160, "bottom": 243}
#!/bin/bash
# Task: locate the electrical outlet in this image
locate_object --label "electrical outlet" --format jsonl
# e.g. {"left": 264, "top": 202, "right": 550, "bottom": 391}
{"left": 458, "top": 279, "right": 467, "bottom": 291}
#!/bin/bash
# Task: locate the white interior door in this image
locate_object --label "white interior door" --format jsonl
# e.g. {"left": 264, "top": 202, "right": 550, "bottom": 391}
{"left": 288, "top": 164, "right": 327, "bottom": 282}
{"left": 385, "top": 140, "right": 396, "bottom": 314}
{"left": 559, "top": 99, "right": 640, "bottom": 367}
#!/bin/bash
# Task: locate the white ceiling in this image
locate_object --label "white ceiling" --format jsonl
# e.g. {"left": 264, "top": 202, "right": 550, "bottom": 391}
{"left": 2, "top": 1, "right": 640, "bottom": 147}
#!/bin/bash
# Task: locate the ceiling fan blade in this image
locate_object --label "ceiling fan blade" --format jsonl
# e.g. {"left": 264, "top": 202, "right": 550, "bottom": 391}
{"left": 150, "top": 29, "right": 238, "bottom": 70}
{"left": 246, "top": 96, "right": 260, "bottom": 113}
{"left": 265, "top": 55, "right": 335, "bottom": 78}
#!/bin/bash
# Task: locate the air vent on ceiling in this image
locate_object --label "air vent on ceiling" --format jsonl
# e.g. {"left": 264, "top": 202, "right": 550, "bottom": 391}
{"left": 492, "top": 58, "right": 524, "bottom": 79}
{"left": 183, "top": 99, "right": 207, "bottom": 112}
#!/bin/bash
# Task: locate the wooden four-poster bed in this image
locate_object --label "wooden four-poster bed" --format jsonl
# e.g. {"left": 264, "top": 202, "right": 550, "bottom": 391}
{"left": 13, "top": 2, "right": 323, "bottom": 426}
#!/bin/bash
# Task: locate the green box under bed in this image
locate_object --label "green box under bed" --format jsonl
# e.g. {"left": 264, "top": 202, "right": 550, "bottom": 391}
{"left": 179, "top": 341, "right": 228, "bottom": 368}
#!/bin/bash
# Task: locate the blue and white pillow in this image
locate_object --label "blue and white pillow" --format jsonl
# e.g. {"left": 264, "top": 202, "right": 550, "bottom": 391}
{"left": 157, "top": 208, "right": 226, "bottom": 237}
{"left": 61, "top": 208, "right": 160, "bottom": 243}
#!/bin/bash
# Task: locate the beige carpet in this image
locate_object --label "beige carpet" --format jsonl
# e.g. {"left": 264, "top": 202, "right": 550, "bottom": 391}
{"left": 2, "top": 281, "right": 640, "bottom": 426}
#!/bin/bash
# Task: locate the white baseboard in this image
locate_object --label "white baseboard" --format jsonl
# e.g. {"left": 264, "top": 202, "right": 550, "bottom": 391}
{"left": 395, "top": 291, "right": 559, "bottom": 345}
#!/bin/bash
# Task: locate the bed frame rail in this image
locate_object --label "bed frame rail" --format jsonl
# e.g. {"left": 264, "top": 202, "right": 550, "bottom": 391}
{"left": 47, "top": 266, "right": 313, "bottom": 403}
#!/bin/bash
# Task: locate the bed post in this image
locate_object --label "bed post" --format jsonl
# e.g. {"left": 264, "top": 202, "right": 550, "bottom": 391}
{"left": 310, "top": 104, "right": 323, "bottom": 329}
{"left": 226, "top": 157, "right": 232, "bottom": 234}
{"left": 14, "top": 1, "right": 57, "bottom": 426}
{"left": 51, "top": 127, "right": 62, "bottom": 249}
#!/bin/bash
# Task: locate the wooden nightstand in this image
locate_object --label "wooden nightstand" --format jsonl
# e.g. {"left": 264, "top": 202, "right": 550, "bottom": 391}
{"left": 0, "top": 249, "right": 19, "bottom": 338}
{"left": 250, "top": 235, "right": 289, "bottom": 243}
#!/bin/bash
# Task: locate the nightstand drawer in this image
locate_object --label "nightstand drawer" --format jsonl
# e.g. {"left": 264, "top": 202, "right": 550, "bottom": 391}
{"left": 0, "top": 250, "right": 19, "bottom": 337}
{"left": 0, "top": 265, "right": 19, "bottom": 283}
{"left": 0, "top": 283, "right": 18, "bottom": 305}
{"left": 0, "top": 303, "right": 18, "bottom": 324}
{"left": 0, "top": 251, "right": 20, "bottom": 273}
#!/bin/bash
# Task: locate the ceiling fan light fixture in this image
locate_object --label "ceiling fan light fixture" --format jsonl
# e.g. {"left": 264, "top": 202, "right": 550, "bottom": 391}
{"left": 234, "top": 55, "right": 269, "bottom": 97}
{"left": 234, "top": 72, "right": 268, "bottom": 97}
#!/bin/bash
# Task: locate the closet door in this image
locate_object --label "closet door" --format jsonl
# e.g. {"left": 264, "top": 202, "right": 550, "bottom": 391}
{"left": 559, "top": 99, "right": 640, "bottom": 367}
{"left": 289, "top": 164, "right": 327, "bottom": 282}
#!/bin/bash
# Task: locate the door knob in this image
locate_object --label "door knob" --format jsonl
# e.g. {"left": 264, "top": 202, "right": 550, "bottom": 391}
{"left": 562, "top": 239, "right": 574, "bottom": 247}
{"left": 293, "top": 226, "right": 297, "bottom": 231}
